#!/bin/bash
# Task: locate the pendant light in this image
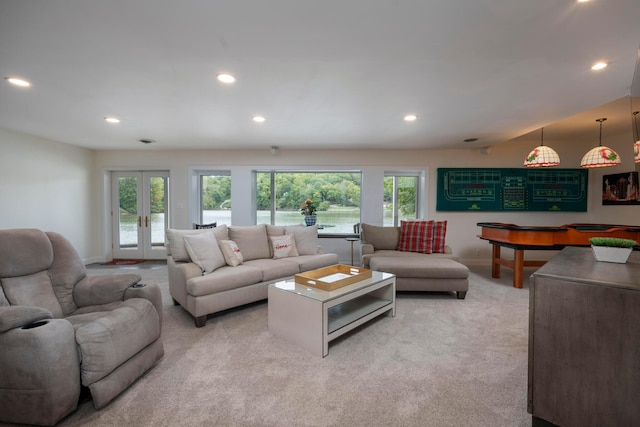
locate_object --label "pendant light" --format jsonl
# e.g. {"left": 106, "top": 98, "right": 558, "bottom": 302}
{"left": 580, "top": 118, "right": 621, "bottom": 168}
{"left": 524, "top": 127, "right": 560, "bottom": 167}
{"left": 633, "top": 111, "right": 640, "bottom": 164}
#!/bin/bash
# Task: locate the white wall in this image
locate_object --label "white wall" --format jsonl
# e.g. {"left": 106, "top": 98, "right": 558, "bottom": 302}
{"left": 94, "top": 130, "right": 640, "bottom": 265}
{"left": 2, "top": 124, "right": 637, "bottom": 264}
{"left": 0, "top": 128, "right": 96, "bottom": 260}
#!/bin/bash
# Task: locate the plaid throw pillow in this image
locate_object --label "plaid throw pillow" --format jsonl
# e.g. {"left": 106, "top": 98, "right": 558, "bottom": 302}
{"left": 432, "top": 220, "right": 448, "bottom": 253}
{"left": 398, "top": 220, "right": 433, "bottom": 254}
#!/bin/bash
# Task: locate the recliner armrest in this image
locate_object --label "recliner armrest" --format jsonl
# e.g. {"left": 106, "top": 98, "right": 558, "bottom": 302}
{"left": 0, "top": 315, "right": 80, "bottom": 425}
{"left": 124, "top": 283, "right": 163, "bottom": 332}
{"left": 0, "top": 306, "right": 53, "bottom": 333}
{"left": 73, "top": 273, "right": 142, "bottom": 307}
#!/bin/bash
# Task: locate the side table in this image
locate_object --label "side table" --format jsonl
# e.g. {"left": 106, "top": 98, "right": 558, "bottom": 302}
{"left": 345, "top": 237, "right": 359, "bottom": 266}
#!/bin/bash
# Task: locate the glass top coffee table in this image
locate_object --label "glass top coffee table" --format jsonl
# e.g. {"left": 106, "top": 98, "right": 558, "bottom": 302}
{"left": 268, "top": 270, "right": 395, "bottom": 357}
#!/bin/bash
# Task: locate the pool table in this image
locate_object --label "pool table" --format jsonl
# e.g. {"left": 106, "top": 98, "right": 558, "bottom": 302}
{"left": 477, "top": 222, "right": 640, "bottom": 288}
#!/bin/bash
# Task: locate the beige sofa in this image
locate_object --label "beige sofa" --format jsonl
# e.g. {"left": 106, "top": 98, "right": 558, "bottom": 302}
{"left": 360, "top": 223, "right": 469, "bottom": 299}
{"left": 167, "top": 224, "right": 339, "bottom": 327}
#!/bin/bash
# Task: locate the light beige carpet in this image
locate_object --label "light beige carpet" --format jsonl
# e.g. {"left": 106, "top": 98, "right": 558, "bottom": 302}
{"left": 24, "top": 263, "right": 534, "bottom": 427}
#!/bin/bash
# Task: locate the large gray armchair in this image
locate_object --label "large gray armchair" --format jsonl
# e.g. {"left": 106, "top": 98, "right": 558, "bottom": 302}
{"left": 0, "top": 229, "right": 164, "bottom": 426}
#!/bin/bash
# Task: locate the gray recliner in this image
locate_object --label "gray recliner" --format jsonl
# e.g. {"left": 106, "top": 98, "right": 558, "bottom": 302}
{"left": 0, "top": 229, "right": 164, "bottom": 426}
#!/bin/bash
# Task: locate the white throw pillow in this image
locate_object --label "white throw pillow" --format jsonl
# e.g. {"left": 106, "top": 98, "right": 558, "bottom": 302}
{"left": 269, "top": 234, "right": 299, "bottom": 259}
{"left": 286, "top": 224, "right": 318, "bottom": 255}
{"left": 183, "top": 231, "right": 226, "bottom": 274}
{"left": 166, "top": 228, "right": 211, "bottom": 262}
{"left": 165, "top": 225, "right": 228, "bottom": 262}
{"left": 219, "top": 240, "right": 244, "bottom": 266}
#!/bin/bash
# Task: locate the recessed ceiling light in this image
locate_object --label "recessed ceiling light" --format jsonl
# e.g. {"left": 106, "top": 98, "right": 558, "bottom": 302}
{"left": 463, "top": 138, "right": 479, "bottom": 143}
{"left": 577, "top": 0, "right": 590, "bottom": 3}
{"left": 104, "top": 116, "right": 120, "bottom": 124}
{"left": 404, "top": 114, "right": 418, "bottom": 122}
{"left": 5, "top": 76, "right": 31, "bottom": 87}
{"left": 591, "top": 62, "right": 608, "bottom": 71}
{"left": 216, "top": 73, "right": 236, "bottom": 84}
{"left": 253, "top": 115, "right": 266, "bottom": 123}
{"left": 139, "top": 139, "right": 156, "bottom": 144}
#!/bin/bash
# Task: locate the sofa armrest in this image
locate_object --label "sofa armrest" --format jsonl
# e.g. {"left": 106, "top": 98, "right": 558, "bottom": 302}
{"left": 73, "top": 273, "right": 142, "bottom": 307}
{"left": 0, "top": 306, "right": 53, "bottom": 333}
{"left": 361, "top": 243, "right": 375, "bottom": 256}
{"left": 316, "top": 246, "right": 326, "bottom": 254}
{"left": 167, "top": 257, "right": 202, "bottom": 307}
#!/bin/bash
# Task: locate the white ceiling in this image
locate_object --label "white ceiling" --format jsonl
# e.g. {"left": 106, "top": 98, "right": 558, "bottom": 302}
{"left": 1, "top": 0, "right": 639, "bottom": 151}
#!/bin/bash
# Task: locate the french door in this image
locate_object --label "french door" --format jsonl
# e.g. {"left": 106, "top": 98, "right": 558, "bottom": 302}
{"left": 111, "top": 171, "right": 169, "bottom": 259}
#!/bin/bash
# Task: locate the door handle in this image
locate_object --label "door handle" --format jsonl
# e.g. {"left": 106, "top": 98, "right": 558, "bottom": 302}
{"left": 138, "top": 216, "right": 142, "bottom": 227}
{"left": 145, "top": 216, "right": 149, "bottom": 227}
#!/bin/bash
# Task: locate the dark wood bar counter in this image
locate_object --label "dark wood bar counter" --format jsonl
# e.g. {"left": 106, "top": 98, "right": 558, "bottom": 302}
{"left": 477, "top": 222, "right": 640, "bottom": 288}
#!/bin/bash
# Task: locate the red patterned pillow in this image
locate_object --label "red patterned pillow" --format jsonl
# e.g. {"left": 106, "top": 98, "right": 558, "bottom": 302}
{"left": 431, "top": 221, "right": 448, "bottom": 253}
{"left": 398, "top": 220, "right": 433, "bottom": 254}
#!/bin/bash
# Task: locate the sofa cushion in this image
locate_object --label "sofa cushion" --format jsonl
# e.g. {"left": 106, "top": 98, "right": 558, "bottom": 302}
{"left": 219, "top": 240, "right": 244, "bottom": 266}
{"left": 398, "top": 220, "right": 433, "bottom": 254}
{"left": 166, "top": 225, "right": 228, "bottom": 262}
{"left": 0, "top": 229, "right": 54, "bottom": 278}
{"left": 229, "top": 224, "right": 270, "bottom": 261}
{"left": 269, "top": 234, "right": 299, "bottom": 259}
{"left": 243, "top": 259, "right": 301, "bottom": 281}
{"left": 286, "top": 224, "right": 318, "bottom": 255}
{"left": 369, "top": 257, "right": 468, "bottom": 279}
{"left": 184, "top": 232, "right": 226, "bottom": 274}
{"left": 46, "top": 231, "right": 86, "bottom": 315}
{"left": 432, "top": 221, "right": 448, "bottom": 253}
{"left": 361, "top": 224, "right": 400, "bottom": 250}
{"left": 362, "top": 249, "right": 456, "bottom": 268}
{"left": 280, "top": 253, "right": 339, "bottom": 272}
{"left": 1, "top": 271, "right": 64, "bottom": 318}
{"left": 186, "top": 265, "right": 264, "bottom": 296}
{"left": 266, "top": 225, "right": 286, "bottom": 257}
{"left": 266, "top": 224, "right": 287, "bottom": 237}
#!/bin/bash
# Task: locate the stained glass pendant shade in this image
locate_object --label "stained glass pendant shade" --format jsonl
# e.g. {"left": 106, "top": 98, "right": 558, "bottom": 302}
{"left": 524, "top": 127, "right": 560, "bottom": 168}
{"left": 580, "top": 118, "right": 621, "bottom": 168}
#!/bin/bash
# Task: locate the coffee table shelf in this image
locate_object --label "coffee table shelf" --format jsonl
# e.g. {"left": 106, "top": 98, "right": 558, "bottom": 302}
{"left": 268, "top": 270, "right": 395, "bottom": 357}
{"left": 328, "top": 295, "right": 392, "bottom": 334}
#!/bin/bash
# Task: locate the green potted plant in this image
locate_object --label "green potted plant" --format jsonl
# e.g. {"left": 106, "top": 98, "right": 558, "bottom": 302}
{"left": 300, "top": 198, "right": 317, "bottom": 226}
{"left": 589, "top": 237, "right": 637, "bottom": 263}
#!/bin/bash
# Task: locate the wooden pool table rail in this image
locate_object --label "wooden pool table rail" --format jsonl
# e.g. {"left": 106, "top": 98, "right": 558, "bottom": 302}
{"left": 477, "top": 222, "right": 640, "bottom": 288}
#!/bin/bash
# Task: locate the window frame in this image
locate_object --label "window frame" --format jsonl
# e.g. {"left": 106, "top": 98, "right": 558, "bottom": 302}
{"left": 384, "top": 171, "right": 423, "bottom": 226}
{"left": 255, "top": 169, "right": 363, "bottom": 236}
{"left": 195, "top": 169, "right": 232, "bottom": 226}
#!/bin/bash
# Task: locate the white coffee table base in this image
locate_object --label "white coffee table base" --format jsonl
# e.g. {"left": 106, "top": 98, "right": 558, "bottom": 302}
{"left": 268, "top": 272, "right": 395, "bottom": 357}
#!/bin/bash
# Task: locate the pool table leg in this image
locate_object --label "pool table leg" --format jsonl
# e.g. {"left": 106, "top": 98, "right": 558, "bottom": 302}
{"left": 491, "top": 244, "right": 501, "bottom": 279}
{"left": 513, "top": 249, "right": 524, "bottom": 289}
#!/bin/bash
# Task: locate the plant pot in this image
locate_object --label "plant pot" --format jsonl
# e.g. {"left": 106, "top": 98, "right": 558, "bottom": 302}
{"left": 304, "top": 215, "right": 317, "bottom": 226}
{"left": 591, "top": 245, "right": 632, "bottom": 263}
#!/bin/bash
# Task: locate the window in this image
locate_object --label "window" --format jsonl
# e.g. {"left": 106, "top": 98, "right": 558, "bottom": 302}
{"left": 198, "top": 171, "right": 231, "bottom": 226}
{"left": 384, "top": 173, "right": 420, "bottom": 226}
{"left": 256, "top": 171, "right": 362, "bottom": 235}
